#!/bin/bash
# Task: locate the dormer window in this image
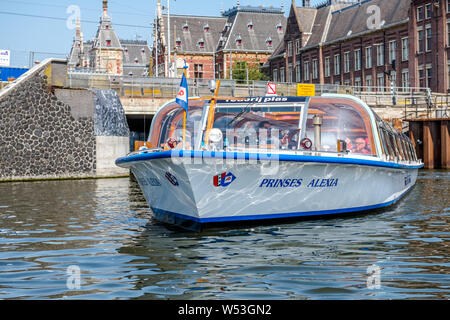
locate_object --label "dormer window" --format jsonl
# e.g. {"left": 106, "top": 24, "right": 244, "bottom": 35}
{"left": 183, "top": 23, "right": 189, "bottom": 32}
{"left": 105, "top": 25, "right": 109, "bottom": 30}
{"left": 204, "top": 24, "right": 210, "bottom": 33}
{"left": 124, "top": 47, "right": 128, "bottom": 53}
{"left": 266, "top": 37, "right": 273, "bottom": 47}
{"left": 141, "top": 48, "right": 145, "bottom": 54}
{"left": 106, "top": 39, "right": 111, "bottom": 46}
{"left": 176, "top": 38, "right": 182, "bottom": 48}
{"left": 198, "top": 39, "right": 205, "bottom": 48}
{"left": 236, "top": 35, "right": 242, "bottom": 46}
{"left": 248, "top": 21, "right": 253, "bottom": 30}
{"left": 276, "top": 23, "right": 283, "bottom": 32}
{"left": 134, "top": 58, "right": 139, "bottom": 64}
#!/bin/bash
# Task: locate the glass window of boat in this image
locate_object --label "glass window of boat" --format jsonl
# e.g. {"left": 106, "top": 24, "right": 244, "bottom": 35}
{"left": 148, "top": 101, "right": 206, "bottom": 150}
{"left": 305, "top": 98, "right": 376, "bottom": 155}
{"left": 380, "top": 128, "right": 395, "bottom": 160}
{"left": 210, "top": 101, "right": 305, "bottom": 151}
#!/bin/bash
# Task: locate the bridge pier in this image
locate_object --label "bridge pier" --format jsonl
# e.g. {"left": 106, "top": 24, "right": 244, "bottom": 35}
{"left": 408, "top": 119, "right": 450, "bottom": 169}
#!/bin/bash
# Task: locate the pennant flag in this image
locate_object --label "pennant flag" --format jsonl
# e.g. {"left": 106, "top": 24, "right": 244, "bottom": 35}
{"left": 176, "top": 72, "right": 189, "bottom": 112}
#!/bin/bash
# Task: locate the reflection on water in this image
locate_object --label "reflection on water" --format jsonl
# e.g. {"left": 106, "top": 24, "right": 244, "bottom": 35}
{"left": 0, "top": 171, "right": 449, "bottom": 300}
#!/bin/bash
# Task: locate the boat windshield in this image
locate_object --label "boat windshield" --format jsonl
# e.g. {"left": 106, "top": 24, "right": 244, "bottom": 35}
{"left": 148, "top": 100, "right": 206, "bottom": 150}
{"left": 208, "top": 98, "right": 306, "bottom": 151}
{"left": 306, "top": 97, "right": 377, "bottom": 156}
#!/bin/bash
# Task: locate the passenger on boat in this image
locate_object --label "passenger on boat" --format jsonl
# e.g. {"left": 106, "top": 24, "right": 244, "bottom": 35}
{"left": 257, "top": 121, "right": 280, "bottom": 149}
{"left": 352, "top": 136, "right": 371, "bottom": 154}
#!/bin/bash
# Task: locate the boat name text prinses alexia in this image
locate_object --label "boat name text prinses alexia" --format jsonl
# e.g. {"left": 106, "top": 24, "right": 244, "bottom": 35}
{"left": 259, "top": 178, "right": 339, "bottom": 188}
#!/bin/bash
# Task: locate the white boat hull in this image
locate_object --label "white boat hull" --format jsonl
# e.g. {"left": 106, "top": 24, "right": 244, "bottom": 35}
{"left": 119, "top": 151, "right": 419, "bottom": 229}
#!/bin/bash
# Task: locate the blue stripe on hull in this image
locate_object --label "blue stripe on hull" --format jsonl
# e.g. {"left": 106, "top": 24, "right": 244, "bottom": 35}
{"left": 151, "top": 184, "right": 415, "bottom": 227}
{"left": 116, "top": 150, "right": 424, "bottom": 170}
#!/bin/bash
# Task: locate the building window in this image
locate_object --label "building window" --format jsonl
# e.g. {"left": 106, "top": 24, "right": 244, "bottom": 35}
{"left": 194, "top": 64, "right": 203, "bottom": 79}
{"left": 312, "top": 59, "right": 318, "bottom": 79}
{"left": 247, "top": 21, "right": 253, "bottom": 31}
{"left": 344, "top": 79, "right": 350, "bottom": 86}
{"left": 273, "top": 68, "right": 278, "bottom": 82}
{"left": 295, "top": 39, "right": 301, "bottom": 55}
{"left": 425, "top": 3, "right": 432, "bottom": 19}
{"left": 417, "top": 6, "right": 424, "bottom": 21}
{"left": 418, "top": 28, "right": 424, "bottom": 53}
{"left": 365, "top": 47, "right": 372, "bottom": 69}
{"left": 204, "top": 24, "right": 210, "bottom": 33}
{"left": 176, "top": 38, "right": 182, "bottom": 48}
{"left": 418, "top": 66, "right": 425, "bottom": 87}
{"left": 426, "top": 25, "right": 432, "bottom": 52}
{"left": 366, "top": 74, "right": 373, "bottom": 91}
{"left": 448, "top": 22, "right": 450, "bottom": 47}
{"left": 355, "top": 77, "right": 361, "bottom": 87}
{"left": 183, "top": 23, "right": 189, "bottom": 32}
{"left": 304, "top": 61, "right": 310, "bottom": 81}
{"left": 401, "top": 69, "right": 409, "bottom": 90}
{"left": 198, "top": 39, "right": 205, "bottom": 49}
{"left": 344, "top": 52, "right": 350, "bottom": 73}
{"left": 426, "top": 65, "right": 432, "bottom": 88}
{"left": 266, "top": 37, "right": 273, "bottom": 48}
{"left": 296, "top": 61, "right": 301, "bottom": 82}
{"left": 106, "top": 39, "right": 111, "bottom": 46}
{"left": 280, "top": 67, "right": 285, "bottom": 83}
{"left": 376, "top": 44, "right": 384, "bottom": 66}
{"left": 236, "top": 36, "right": 242, "bottom": 47}
{"left": 325, "top": 56, "right": 330, "bottom": 77}
{"left": 377, "top": 73, "right": 385, "bottom": 91}
{"left": 276, "top": 23, "right": 283, "bottom": 32}
{"left": 402, "top": 38, "right": 409, "bottom": 61}
{"left": 288, "top": 63, "right": 293, "bottom": 83}
{"left": 354, "top": 49, "right": 361, "bottom": 71}
{"left": 288, "top": 41, "right": 293, "bottom": 57}
{"left": 448, "top": 62, "right": 450, "bottom": 89}
{"left": 334, "top": 54, "right": 340, "bottom": 75}
{"left": 389, "top": 40, "right": 396, "bottom": 64}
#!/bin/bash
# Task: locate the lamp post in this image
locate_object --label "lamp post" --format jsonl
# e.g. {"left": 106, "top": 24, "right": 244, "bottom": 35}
{"left": 167, "top": 0, "right": 172, "bottom": 78}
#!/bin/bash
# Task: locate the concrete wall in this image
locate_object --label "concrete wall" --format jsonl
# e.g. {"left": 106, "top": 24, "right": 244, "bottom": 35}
{"left": 96, "top": 136, "right": 129, "bottom": 176}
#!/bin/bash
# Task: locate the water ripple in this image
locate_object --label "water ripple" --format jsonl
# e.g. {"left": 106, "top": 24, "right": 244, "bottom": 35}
{"left": 0, "top": 172, "right": 449, "bottom": 299}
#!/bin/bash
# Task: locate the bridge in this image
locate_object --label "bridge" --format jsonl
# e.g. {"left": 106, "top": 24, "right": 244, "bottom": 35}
{"left": 1, "top": 59, "right": 448, "bottom": 181}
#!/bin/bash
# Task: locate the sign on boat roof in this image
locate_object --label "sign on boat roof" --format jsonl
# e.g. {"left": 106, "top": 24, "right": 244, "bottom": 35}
{"left": 216, "top": 96, "right": 308, "bottom": 104}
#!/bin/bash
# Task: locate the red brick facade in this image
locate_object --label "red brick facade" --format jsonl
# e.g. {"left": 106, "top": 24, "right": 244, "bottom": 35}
{"left": 269, "top": 0, "right": 450, "bottom": 93}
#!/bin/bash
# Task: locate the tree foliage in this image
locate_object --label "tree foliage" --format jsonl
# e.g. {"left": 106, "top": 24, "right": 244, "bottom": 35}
{"left": 232, "top": 61, "right": 270, "bottom": 83}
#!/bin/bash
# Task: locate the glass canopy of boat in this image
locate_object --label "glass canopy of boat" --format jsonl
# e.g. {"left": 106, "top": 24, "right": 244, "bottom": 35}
{"left": 147, "top": 96, "right": 418, "bottom": 162}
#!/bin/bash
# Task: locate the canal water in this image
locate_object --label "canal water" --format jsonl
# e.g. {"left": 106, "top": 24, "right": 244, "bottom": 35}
{"left": 0, "top": 170, "right": 449, "bottom": 300}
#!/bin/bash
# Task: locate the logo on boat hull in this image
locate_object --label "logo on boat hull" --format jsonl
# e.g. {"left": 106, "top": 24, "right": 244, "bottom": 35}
{"left": 213, "top": 172, "right": 236, "bottom": 187}
{"left": 165, "top": 172, "right": 179, "bottom": 186}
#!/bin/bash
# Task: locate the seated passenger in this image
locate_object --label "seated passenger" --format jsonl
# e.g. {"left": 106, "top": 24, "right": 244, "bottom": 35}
{"left": 352, "top": 136, "right": 370, "bottom": 154}
{"left": 257, "top": 121, "right": 280, "bottom": 149}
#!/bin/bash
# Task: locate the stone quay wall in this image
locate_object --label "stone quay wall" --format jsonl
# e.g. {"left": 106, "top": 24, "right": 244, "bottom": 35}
{"left": 0, "top": 60, "right": 130, "bottom": 181}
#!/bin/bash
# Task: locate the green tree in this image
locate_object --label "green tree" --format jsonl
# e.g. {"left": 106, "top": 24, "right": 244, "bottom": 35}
{"left": 232, "top": 61, "right": 270, "bottom": 83}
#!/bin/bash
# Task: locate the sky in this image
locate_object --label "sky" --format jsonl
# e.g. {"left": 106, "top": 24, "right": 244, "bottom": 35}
{"left": 0, "top": 0, "right": 319, "bottom": 67}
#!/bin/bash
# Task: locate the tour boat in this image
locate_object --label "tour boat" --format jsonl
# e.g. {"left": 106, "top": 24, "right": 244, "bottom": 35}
{"left": 116, "top": 93, "right": 423, "bottom": 231}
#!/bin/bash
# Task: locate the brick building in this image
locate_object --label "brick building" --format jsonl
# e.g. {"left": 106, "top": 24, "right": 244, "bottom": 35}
{"left": 268, "top": 0, "right": 450, "bottom": 93}
{"left": 68, "top": 0, "right": 151, "bottom": 76}
{"left": 153, "top": 1, "right": 286, "bottom": 80}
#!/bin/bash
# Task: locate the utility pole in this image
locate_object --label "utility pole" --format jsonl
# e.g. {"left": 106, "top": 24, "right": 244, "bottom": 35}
{"left": 167, "top": 0, "right": 171, "bottom": 78}
{"left": 174, "top": 24, "right": 177, "bottom": 77}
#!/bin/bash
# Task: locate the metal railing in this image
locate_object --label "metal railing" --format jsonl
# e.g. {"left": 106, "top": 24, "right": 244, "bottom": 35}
{"left": 66, "top": 71, "right": 449, "bottom": 119}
